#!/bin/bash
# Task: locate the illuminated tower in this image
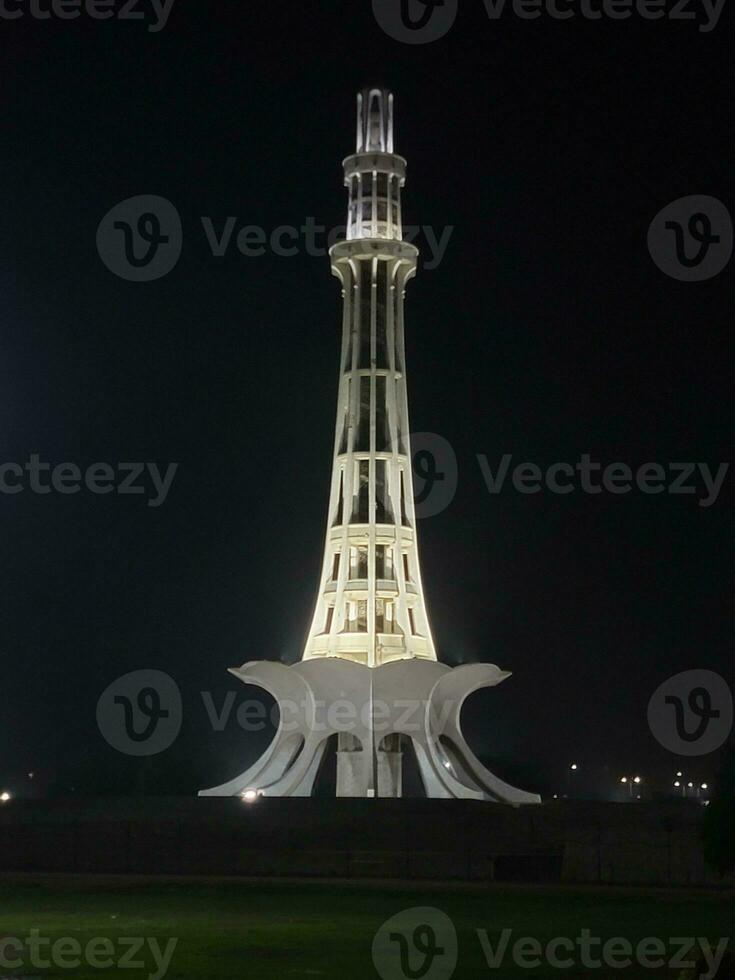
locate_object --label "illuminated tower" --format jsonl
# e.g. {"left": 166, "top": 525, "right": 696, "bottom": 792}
{"left": 200, "top": 90, "right": 540, "bottom": 804}
{"left": 302, "top": 89, "right": 435, "bottom": 668}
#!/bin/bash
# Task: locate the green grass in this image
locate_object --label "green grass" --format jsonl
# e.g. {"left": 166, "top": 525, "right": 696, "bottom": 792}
{"left": 0, "top": 875, "right": 732, "bottom": 978}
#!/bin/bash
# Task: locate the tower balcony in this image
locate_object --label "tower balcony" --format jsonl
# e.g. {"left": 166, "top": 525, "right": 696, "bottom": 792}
{"left": 326, "top": 578, "right": 399, "bottom": 596}
{"left": 328, "top": 524, "right": 416, "bottom": 544}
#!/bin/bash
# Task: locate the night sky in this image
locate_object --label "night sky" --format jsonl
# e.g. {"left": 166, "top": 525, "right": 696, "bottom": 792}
{"left": 1, "top": 1, "right": 732, "bottom": 798}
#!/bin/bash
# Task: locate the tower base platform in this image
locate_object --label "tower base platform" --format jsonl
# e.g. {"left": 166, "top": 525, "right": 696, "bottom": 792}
{"left": 199, "top": 658, "right": 540, "bottom": 803}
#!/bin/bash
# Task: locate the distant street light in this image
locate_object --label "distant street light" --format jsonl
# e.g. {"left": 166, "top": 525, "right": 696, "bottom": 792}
{"left": 0, "top": 792, "right": 11, "bottom": 803}
{"left": 620, "top": 776, "right": 642, "bottom": 798}
{"left": 674, "top": 773, "right": 698, "bottom": 798}
{"left": 565, "top": 763, "right": 580, "bottom": 798}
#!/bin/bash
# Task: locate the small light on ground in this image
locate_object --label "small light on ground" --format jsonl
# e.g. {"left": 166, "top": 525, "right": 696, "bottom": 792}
{"left": 241, "top": 790, "right": 260, "bottom": 803}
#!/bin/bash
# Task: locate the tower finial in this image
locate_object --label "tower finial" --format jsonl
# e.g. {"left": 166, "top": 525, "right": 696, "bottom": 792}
{"left": 346, "top": 89, "right": 405, "bottom": 241}
{"left": 357, "top": 88, "right": 394, "bottom": 154}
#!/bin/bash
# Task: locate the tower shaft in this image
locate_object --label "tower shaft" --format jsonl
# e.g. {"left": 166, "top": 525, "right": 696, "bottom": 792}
{"left": 302, "top": 89, "right": 436, "bottom": 668}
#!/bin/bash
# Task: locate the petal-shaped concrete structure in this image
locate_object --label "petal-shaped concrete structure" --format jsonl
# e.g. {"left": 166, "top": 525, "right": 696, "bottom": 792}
{"left": 200, "top": 659, "right": 540, "bottom": 803}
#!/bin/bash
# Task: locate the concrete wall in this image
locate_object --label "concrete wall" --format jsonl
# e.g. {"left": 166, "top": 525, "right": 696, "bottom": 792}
{"left": 0, "top": 798, "right": 728, "bottom": 886}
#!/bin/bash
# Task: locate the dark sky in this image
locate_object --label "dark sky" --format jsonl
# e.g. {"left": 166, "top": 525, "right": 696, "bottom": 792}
{"left": 1, "top": 1, "right": 732, "bottom": 798}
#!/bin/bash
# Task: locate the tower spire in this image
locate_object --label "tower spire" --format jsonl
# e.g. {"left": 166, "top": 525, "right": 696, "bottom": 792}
{"left": 356, "top": 88, "right": 394, "bottom": 153}
{"left": 346, "top": 88, "right": 406, "bottom": 242}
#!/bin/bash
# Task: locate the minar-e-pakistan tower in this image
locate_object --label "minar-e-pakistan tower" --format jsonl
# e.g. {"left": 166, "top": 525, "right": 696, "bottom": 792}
{"left": 201, "top": 90, "right": 539, "bottom": 803}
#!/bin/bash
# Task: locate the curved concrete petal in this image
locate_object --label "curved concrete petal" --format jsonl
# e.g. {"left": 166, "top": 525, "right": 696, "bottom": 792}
{"left": 199, "top": 661, "right": 315, "bottom": 798}
{"left": 423, "top": 664, "right": 541, "bottom": 804}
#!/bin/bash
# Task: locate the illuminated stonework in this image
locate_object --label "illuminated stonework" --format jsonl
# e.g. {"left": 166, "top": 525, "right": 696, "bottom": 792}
{"left": 201, "top": 90, "right": 540, "bottom": 803}
{"left": 302, "top": 88, "right": 435, "bottom": 668}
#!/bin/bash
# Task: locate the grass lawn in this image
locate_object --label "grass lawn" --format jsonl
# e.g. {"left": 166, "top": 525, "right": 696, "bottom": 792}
{"left": 0, "top": 875, "right": 732, "bottom": 978}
